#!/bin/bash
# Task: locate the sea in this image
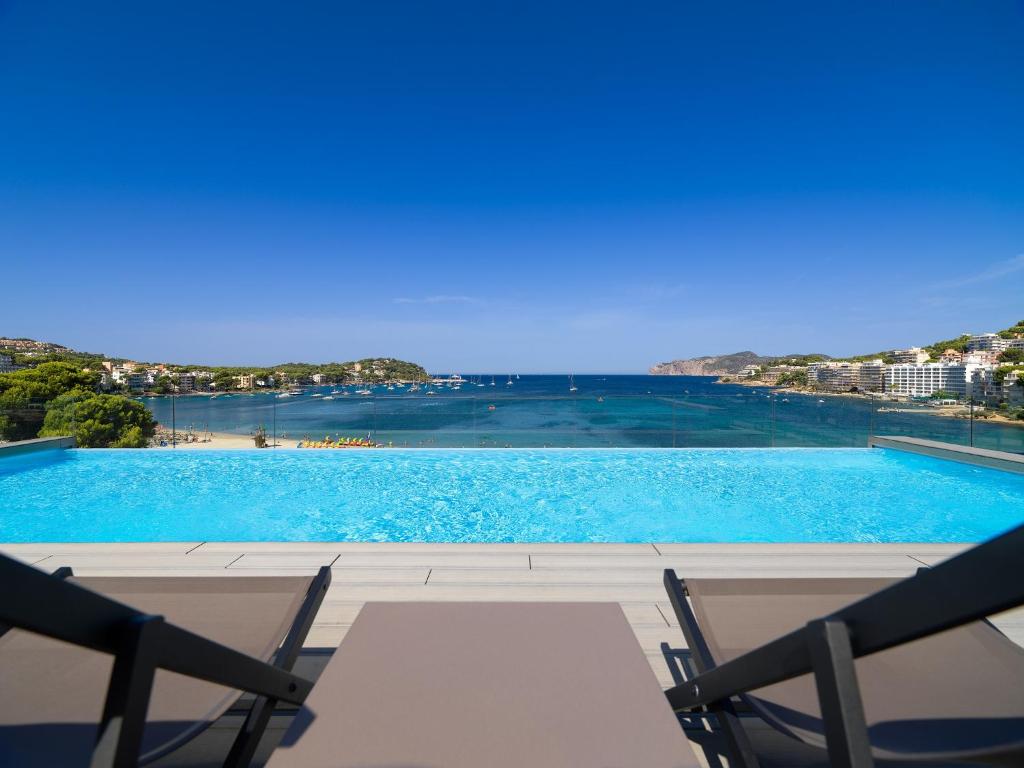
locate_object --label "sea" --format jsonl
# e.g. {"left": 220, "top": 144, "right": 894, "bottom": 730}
{"left": 142, "top": 375, "right": 1024, "bottom": 453}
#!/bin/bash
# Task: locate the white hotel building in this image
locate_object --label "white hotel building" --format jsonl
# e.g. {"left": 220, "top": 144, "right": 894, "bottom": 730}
{"left": 883, "top": 363, "right": 983, "bottom": 399}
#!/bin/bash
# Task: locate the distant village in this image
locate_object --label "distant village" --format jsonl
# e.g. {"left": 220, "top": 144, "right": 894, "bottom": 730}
{"left": 0, "top": 338, "right": 428, "bottom": 395}
{"left": 727, "top": 331, "right": 1024, "bottom": 408}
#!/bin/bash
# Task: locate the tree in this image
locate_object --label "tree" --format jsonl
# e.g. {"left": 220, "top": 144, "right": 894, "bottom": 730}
{"left": 39, "top": 390, "right": 156, "bottom": 447}
{"left": 151, "top": 375, "right": 174, "bottom": 394}
{"left": 998, "top": 348, "right": 1024, "bottom": 364}
{"left": 775, "top": 370, "right": 808, "bottom": 387}
{"left": 0, "top": 362, "right": 99, "bottom": 440}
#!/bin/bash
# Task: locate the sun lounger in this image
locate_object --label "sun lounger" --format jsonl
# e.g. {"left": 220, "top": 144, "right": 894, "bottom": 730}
{"left": 0, "top": 557, "right": 330, "bottom": 767}
{"left": 266, "top": 601, "right": 700, "bottom": 767}
{"left": 663, "top": 522, "right": 1024, "bottom": 767}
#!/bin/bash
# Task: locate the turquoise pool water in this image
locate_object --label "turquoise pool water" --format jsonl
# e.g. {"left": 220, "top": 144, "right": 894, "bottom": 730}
{"left": 1, "top": 448, "right": 1022, "bottom": 543}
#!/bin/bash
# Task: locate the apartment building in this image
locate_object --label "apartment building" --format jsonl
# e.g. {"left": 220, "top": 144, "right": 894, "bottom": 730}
{"left": 312, "top": 373, "right": 327, "bottom": 385}
{"left": 807, "top": 361, "right": 884, "bottom": 393}
{"left": 967, "top": 333, "right": 1009, "bottom": 353}
{"left": 1002, "top": 370, "right": 1023, "bottom": 405}
{"left": 0, "top": 354, "right": 20, "bottom": 373}
{"left": 807, "top": 362, "right": 856, "bottom": 393}
{"left": 889, "top": 347, "right": 929, "bottom": 365}
{"left": 856, "top": 360, "right": 884, "bottom": 392}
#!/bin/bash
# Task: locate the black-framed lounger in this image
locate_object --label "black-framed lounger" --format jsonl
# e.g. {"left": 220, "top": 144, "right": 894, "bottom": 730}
{"left": 663, "top": 522, "right": 1024, "bottom": 767}
{"left": 0, "top": 557, "right": 330, "bottom": 768}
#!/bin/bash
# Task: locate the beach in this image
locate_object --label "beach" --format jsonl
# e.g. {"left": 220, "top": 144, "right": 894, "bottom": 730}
{"left": 150, "top": 430, "right": 289, "bottom": 449}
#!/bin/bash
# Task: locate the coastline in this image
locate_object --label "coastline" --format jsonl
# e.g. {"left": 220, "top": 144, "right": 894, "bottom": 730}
{"left": 715, "top": 377, "right": 1024, "bottom": 428}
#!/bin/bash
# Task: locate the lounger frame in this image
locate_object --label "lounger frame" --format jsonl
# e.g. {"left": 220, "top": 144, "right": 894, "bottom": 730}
{"left": 663, "top": 522, "right": 1024, "bottom": 768}
{"left": 0, "top": 555, "right": 331, "bottom": 768}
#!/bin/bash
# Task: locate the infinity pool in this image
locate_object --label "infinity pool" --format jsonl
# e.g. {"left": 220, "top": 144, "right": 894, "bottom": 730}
{"left": 1, "top": 448, "right": 1022, "bottom": 543}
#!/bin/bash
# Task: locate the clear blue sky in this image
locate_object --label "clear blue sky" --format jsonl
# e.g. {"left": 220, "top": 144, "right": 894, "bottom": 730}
{"left": 1, "top": 1, "right": 1021, "bottom": 372}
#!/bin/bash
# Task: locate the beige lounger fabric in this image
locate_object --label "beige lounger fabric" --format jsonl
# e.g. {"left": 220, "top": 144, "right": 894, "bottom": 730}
{"left": 268, "top": 602, "right": 699, "bottom": 767}
{"left": 0, "top": 575, "right": 313, "bottom": 766}
{"left": 686, "top": 577, "right": 1024, "bottom": 763}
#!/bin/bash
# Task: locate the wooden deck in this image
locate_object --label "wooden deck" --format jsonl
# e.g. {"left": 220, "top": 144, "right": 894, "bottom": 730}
{"left": 7, "top": 540, "right": 1022, "bottom": 684}
{"left": 4, "top": 541, "right": 1021, "bottom": 767}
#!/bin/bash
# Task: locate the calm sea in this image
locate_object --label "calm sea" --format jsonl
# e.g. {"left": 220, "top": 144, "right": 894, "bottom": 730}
{"left": 143, "top": 375, "right": 1024, "bottom": 453}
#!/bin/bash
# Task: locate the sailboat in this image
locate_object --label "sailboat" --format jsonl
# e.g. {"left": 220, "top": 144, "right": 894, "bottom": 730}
{"left": 506, "top": 375, "right": 513, "bottom": 386}
{"left": 490, "top": 375, "right": 496, "bottom": 387}
{"left": 568, "top": 374, "right": 578, "bottom": 393}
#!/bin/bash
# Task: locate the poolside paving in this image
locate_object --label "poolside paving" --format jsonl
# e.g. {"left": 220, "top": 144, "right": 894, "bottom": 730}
{"left": 4, "top": 540, "right": 1018, "bottom": 686}
{"left": 4, "top": 540, "right": 1019, "bottom": 767}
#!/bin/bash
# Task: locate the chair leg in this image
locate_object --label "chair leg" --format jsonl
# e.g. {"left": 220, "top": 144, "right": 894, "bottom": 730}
{"left": 807, "top": 619, "right": 874, "bottom": 768}
{"left": 91, "top": 615, "right": 163, "bottom": 768}
{"left": 663, "top": 570, "right": 761, "bottom": 768}
{"left": 222, "top": 566, "right": 332, "bottom": 768}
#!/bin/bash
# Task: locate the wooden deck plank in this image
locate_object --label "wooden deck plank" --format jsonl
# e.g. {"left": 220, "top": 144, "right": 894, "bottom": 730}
{"left": 531, "top": 552, "right": 923, "bottom": 575}
{"left": 333, "top": 552, "right": 530, "bottom": 569}
{"left": 27, "top": 552, "right": 245, "bottom": 569}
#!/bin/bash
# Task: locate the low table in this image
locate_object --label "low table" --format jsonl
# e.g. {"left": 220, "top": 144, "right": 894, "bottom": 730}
{"left": 268, "top": 602, "right": 698, "bottom": 767}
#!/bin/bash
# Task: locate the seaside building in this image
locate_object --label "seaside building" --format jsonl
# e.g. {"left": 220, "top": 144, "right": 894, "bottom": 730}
{"left": 1002, "top": 370, "right": 1024, "bottom": 405}
{"left": 890, "top": 347, "right": 929, "bottom": 365}
{"left": 883, "top": 363, "right": 985, "bottom": 399}
{"left": 312, "top": 373, "right": 327, "bottom": 385}
{"left": 963, "top": 351, "right": 1002, "bottom": 366}
{"left": 123, "top": 372, "right": 146, "bottom": 392}
{"left": 236, "top": 374, "right": 255, "bottom": 389}
{"left": 175, "top": 374, "right": 196, "bottom": 393}
{"left": 758, "top": 365, "right": 802, "bottom": 385}
{"left": 939, "top": 349, "right": 963, "bottom": 364}
{"left": 967, "top": 333, "right": 1009, "bottom": 353}
{"left": 738, "top": 364, "right": 760, "bottom": 379}
{"left": 1008, "top": 338, "right": 1024, "bottom": 351}
{"left": 856, "top": 360, "right": 885, "bottom": 392}
{"left": 807, "top": 361, "right": 884, "bottom": 393}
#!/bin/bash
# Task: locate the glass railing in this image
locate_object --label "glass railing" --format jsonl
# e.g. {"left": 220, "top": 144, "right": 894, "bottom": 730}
{"left": 3, "top": 390, "right": 1023, "bottom": 453}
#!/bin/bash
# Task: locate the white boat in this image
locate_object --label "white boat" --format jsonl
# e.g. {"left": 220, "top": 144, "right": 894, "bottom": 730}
{"left": 490, "top": 376, "right": 496, "bottom": 386}
{"left": 568, "top": 374, "right": 578, "bottom": 393}
{"left": 426, "top": 390, "right": 438, "bottom": 396}
{"left": 341, "top": 391, "right": 351, "bottom": 396}
{"left": 506, "top": 375, "right": 513, "bottom": 386}
{"left": 322, "top": 396, "right": 334, "bottom": 400}
{"left": 357, "top": 389, "right": 372, "bottom": 396}
{"left": 276, "top": 393, "right": 292, "bottom": 398}
{"left": 311, "top": 393, "right": 323, "bottom": 398}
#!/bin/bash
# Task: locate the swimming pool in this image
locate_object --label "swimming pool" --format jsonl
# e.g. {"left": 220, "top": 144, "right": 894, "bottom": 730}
{"left": 1, "top": 448, "right": 1022, "bottom": 543}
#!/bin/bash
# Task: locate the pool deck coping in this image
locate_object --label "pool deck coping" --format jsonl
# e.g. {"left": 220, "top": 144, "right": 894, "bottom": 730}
{"left": 0, "top": 435, "right": 75, "bottom": 457}
{"left": 870, "top": 435, "right": 1024, "bottom": 474}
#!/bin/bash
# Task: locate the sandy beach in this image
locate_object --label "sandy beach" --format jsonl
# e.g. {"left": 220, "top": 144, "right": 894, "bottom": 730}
{"left": 149, "top": 430, "right": 294, "bottom": 449}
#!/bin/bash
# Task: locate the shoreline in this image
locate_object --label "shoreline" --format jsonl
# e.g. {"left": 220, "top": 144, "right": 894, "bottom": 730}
{"left": 716, "top": 377, "right": 1024, "bottom": 428}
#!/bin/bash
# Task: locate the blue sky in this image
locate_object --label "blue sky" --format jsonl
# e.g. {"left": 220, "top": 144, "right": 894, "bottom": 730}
{"left": 1, "top": 1, "right": 1021, "bottom": 372}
